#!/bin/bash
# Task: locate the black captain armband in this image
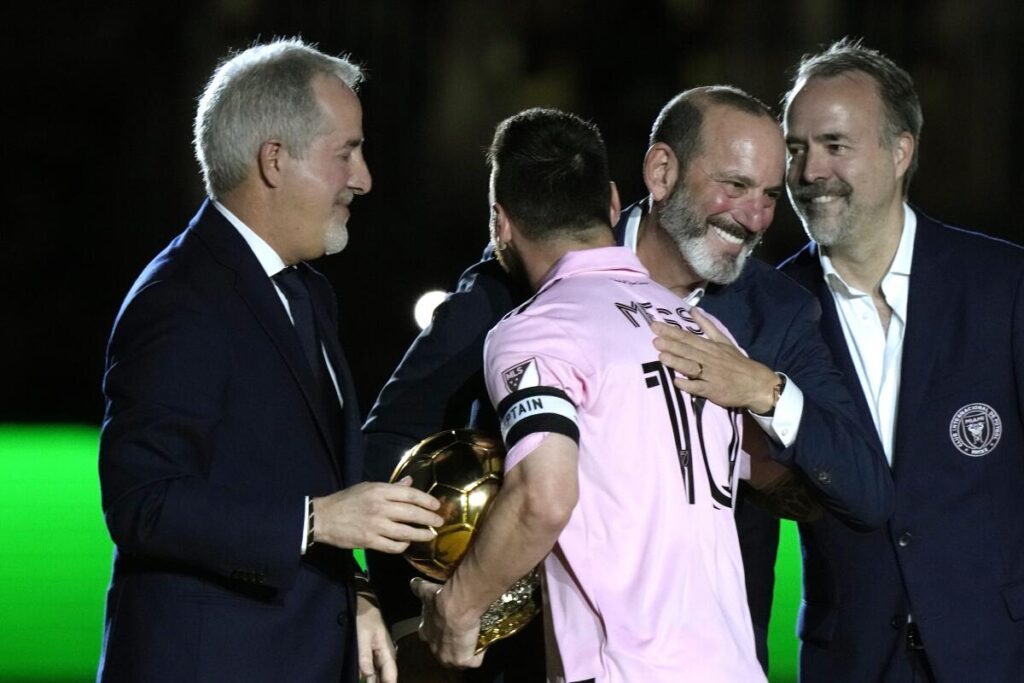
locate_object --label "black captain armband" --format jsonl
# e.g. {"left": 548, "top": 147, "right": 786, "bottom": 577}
{"left": 497, "top": 386, "right": 579, "bottom": 449}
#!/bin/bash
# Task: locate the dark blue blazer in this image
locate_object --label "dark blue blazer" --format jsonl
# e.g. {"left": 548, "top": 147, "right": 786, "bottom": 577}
{"left": 781, "top": 209, "right": 1024, "bottom": 683}
{"left": 98, "top": 201, "right": 363, "bottom": 682}
{"left": 363, "top": 202, "right": 892, "bottom": 674}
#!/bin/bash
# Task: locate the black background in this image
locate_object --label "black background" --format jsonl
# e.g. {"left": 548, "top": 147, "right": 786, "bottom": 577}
{"left": 6, "top": 0, "right": 1022, "bottom": 424}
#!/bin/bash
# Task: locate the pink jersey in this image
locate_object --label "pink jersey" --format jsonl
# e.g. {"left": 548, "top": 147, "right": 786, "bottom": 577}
{"left": 484, "top": 247, "right": 765, "bottom": 683}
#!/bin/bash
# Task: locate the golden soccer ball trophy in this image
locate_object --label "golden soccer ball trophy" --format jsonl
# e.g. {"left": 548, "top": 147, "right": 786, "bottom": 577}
{"left": 390, "top": 428, "right": 540, "bottom": 652}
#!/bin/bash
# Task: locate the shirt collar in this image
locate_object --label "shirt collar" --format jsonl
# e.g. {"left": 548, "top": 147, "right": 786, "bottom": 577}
{"left": 212, "top": 199, "right": 288, "bottom": 277}
{"left": 889, "top": 203, "right": 916, "bottom": 277}
{"left": 880, "top": 204, "right": 916, "bottom": 322}
{"left": 820, "top": 202, "right": 916, "bottom": 298}
{"left": 538, "top": 246, "right": 645, "bottom": 288}
{"left": 820, "top": 252, "right": 852, "bottom": 295}
{"left": 623, "top": 203, "right": 643, "bottom": 253}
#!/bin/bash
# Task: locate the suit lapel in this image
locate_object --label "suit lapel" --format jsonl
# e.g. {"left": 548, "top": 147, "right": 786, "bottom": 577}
{"left": 790, "top": 213, "right": 951, "bottom": 479}
{"left": 305, "top": 264, "right": 363, "bottom": 486}
{"left": 190, "top": 201, "right": 343, "bottom": 481}
{"left": 701, "top": 269, "right": 754, "bottom": 347}
{"left": 892, "top": 212, "right": 947, "bottom": 478}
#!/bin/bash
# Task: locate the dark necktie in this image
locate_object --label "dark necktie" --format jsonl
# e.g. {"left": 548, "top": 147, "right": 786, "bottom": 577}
{"left": 272, "top": 267, "right": 345, "bottom": 458}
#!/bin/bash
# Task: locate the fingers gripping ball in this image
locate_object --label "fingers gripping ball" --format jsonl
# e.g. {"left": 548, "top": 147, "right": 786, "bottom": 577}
{"left": 391, "top": 429, "right": 539, "bottom": 651}
{"left": 390, "top": 429, "right": 504, "bottom": 580}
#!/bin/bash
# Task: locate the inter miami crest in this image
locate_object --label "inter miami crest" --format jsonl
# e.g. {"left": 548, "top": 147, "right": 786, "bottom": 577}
{"left": 503, "top": 358, "right": 539, "bottom": 393}
{"left": 949, "top": 402, "right": 1002, "bottom": 457}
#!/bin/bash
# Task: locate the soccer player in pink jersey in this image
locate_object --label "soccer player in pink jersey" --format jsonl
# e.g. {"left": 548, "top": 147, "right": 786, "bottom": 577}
{"left": 412, "top": 108, "right": 767, "bottom": 682}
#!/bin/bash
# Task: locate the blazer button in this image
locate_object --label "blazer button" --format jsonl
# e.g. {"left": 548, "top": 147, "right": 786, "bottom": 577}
{"left": 816, "top": 470, "right": 832, "bottom": 485}
{"left": 890, "top": 614, "right": 906, "bottom": 628}
{"left": 897, "top": 532, "right": 913, "bottom": 547}
{"left": 337, "top": 611, "right": 349, "bottom": 627}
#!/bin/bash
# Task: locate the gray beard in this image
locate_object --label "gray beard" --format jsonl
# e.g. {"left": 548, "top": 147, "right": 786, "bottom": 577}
{"left": 323, "top": 222, "right": 349, "bottom": 255}
{"left": 656, "top": 185, "right": 756, "bottom": 286}
{"left": 798, "top": 206, "right": 855, "bottom": 248}
{"left": 787, "top": 180, "right": 857, "bottom": 248}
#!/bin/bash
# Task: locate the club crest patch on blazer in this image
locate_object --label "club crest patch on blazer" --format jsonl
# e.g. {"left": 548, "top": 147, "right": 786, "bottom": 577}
{"left": 949, "top": 402, "right": 1002, "bottom": 456}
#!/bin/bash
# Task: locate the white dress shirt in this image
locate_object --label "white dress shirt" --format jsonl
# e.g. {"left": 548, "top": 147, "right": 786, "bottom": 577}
{"left": 819, "top": 204, "right": 916, "bottom": 465}
{"left": 212, "top": 200, "right": 341, "bottom": 552}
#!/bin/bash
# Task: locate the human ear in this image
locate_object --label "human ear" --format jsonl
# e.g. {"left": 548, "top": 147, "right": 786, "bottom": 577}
{"left": 257, "top": 139, "right": 285, "bottom": 188}
{"left": 892, "top": 132, "right": 915, "bottom": 183}
{"left": 642, "top": 142, "right": 679, "bottom": 203}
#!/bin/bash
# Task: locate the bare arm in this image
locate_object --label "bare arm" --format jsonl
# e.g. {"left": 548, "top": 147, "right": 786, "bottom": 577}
{"left": 413, "top": 433, "right": 579, "bottom": 668}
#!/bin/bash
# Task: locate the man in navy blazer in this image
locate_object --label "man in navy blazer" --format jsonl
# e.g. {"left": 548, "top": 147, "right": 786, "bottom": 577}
{"left": 97, "top": 39, "right": 443, "bottom": 683}
{"left": 364, "top": 87, "right": 892, "bottom": 680}
{"left": 780, "top": 39, "right": 1024, "bottom": 682}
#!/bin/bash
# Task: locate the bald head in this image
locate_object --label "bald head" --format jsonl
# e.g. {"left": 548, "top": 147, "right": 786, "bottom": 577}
{"left": 650, "top": 85, "right": 776, "bottom": 179}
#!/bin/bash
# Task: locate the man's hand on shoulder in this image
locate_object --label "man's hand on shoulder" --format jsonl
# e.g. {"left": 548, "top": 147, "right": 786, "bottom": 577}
{"left": 313, "top": 478, "right": 444, "bottom": 553}
{"left": 651, "top": 309, "right": 779, "bottom": 413}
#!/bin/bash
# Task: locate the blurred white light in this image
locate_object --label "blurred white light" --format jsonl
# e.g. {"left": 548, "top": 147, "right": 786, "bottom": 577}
{"left": 414, "top": 290, "right": 448, "bottom": 330}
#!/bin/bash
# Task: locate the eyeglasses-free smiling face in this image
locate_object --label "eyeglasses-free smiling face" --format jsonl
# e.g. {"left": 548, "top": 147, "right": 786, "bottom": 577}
{"left": 658, "top": 106, "right": 785, "bottom": 285}
{"left": 784, "top": 72, "right": 909, "bottom": 248}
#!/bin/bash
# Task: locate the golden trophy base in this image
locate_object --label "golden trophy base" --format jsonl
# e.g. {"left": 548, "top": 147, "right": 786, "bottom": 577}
{"left": 476, "top": 568, "right": 541, "bottom": 653}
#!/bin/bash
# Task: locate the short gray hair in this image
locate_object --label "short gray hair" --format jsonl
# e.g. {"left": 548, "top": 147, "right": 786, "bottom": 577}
{"left": 194, "top": 37, "right": 363, "bottom": 198}
{"left": 783, "top": 37, "right": 922, "bottom": 194}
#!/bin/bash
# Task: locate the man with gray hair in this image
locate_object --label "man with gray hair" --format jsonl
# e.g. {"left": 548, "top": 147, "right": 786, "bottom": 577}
{"left": 781, "top": 38, "right": 1024, "bottom": 682}
{"left": 97, "top": 38, "right": 443, "bottom": 682}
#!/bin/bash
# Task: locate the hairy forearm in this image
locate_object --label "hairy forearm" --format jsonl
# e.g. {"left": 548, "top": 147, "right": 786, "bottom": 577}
{"left": 443, "top": 483, "right": 562, "bottom": 622}
{"left": 443, "top": 438, "right": 577, "bottom": 622}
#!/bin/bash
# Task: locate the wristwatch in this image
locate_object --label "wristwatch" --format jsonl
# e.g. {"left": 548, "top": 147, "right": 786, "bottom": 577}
{"left": 754, "top": 372, "right": 786, "bottom": 417}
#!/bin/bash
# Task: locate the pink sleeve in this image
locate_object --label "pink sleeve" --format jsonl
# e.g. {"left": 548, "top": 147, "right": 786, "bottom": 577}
{"left": 483, "top": 313, "right": 590, "bottom": 467}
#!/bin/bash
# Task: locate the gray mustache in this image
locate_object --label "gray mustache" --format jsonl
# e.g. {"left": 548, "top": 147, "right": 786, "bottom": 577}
{"left": 792, "top": 181, "right": 852, "bottom": 202}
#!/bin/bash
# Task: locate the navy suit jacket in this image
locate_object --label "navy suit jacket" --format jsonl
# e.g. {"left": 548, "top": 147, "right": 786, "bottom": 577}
{"left": 98, "top": 201, "right": 363, "bottom": 682}
{"left": 362, "top": 202, "right": 892, "bottom": 672}
{"left": 781, "top": 208, "right": 1024, "bottom": 682}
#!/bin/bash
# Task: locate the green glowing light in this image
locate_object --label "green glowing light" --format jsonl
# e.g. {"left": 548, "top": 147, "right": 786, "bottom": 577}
{"left": 0, "top": 425, "right": 110, "bottom": 680}
{"left": 0, "top": 425, "right": 801, "bottom": 682}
